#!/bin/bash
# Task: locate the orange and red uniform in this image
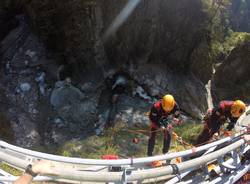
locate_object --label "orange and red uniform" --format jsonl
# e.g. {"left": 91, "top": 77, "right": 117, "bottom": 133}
{"left": 196, "top": 101, "right": 238, "bottom": 145}
{"left": 147, "top": 100, "right": 180, "bottom": 156}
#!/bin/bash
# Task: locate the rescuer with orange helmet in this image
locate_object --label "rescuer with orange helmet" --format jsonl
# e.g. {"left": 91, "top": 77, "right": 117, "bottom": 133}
{"left": 147, "top": 94, "right": 181, "bottom": 156}
{"left": 196, "top": 100, "right": 246, "bottom": 145}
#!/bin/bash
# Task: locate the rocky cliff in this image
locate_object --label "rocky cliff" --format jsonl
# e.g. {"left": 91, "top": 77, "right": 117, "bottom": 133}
{"left": 18, "top": 0, "right": 213, "bottom": 81}
{"left": 22, "top": 0, "right": 213, "bottom": 113}
{"left": 2, "top": 0, "right": 248, "bottom": 147}
{"left": 212, "top": 36, "right": 250, "bottom": 103}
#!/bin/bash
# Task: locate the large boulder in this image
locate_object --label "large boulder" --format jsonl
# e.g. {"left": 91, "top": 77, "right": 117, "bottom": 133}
{"left": 212, "top": 39, "right": 250, "bottom": 103}
{"left": 50, "top": 80, "right": 98, "bottom": 133}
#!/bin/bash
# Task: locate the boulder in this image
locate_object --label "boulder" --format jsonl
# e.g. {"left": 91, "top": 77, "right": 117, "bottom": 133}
{"left": 50, "top": 81, "right": 98, "bottom": 133}
{"left": 212, "top": 39, "right": 250, "bottom": 103}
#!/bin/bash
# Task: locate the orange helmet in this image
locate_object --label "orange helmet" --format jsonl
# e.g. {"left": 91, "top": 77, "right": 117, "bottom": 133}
{"left": 231, "top": 100, "right": 246, "bottom": 118}
{"left": 162, "top": 94, "right": 175, "bottom": 112}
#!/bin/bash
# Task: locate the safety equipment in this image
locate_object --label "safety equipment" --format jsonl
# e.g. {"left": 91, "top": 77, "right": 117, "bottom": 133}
{"left": 175, "top": 157, "right": 182, "bottom": 163}
{"left": 101, "top": 155, "right": 119, "bottom": 160}
{"left": 162, "top": 94, "right": 175, "bottom": 112}
{"left": 231, "top": 100, "right": 246, "bottom": 118}
{"left": 150, "top": 160, "right": 162, "bottom": 167}
{"left": 207, "top": 164, "right": 216, "bottom": 172}
{"left": 223, "top": 130, "right": 232, "bottom": 137}
{"left": 159, "top": 117, "right": 169, "bottom": 127}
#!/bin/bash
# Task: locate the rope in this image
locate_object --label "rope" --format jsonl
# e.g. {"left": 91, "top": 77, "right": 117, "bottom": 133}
{"left": 118, "top": 121, "right": 249, "bottom": 158}
{"left": 127, "top": 128, "right": 162, "bottom": 135}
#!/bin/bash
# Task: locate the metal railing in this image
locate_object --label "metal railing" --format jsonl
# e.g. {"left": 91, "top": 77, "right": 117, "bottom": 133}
{"left": 0, "top": 133, "right": 249, "bottom": 183}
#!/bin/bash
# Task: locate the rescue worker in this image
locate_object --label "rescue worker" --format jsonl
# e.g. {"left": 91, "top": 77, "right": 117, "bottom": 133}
{"left": 147, "top": 94, "right": 181, "bottom": 156}
{"left": 196, "top": 100, "right": 246, "bottom": 145}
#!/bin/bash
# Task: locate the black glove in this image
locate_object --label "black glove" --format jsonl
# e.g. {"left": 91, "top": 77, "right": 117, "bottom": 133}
{"left": 226, "top": 122, "right": 235, "bottom": 131}
{"left": 159, "top": 117, "right": 169, "bottom": 128}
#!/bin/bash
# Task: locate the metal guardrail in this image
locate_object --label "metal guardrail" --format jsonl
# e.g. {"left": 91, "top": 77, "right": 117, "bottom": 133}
{"left": 0, "top": 136, "right": 235, "bottom": 166}
{"left": 0, "top": 134, "right": 249, "bottom": 183}
{"left": 1, "top": 108, "right": 249, "bottom": 183}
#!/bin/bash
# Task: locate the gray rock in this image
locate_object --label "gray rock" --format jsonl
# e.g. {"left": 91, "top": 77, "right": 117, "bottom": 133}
{"left": 50, "top": 81, "right": 85, "bottom": 108}
{"left": 20, "top": 83, "right": 31, "bottom": 92}
{"left": 54, "top": 117, "right": 66, "bottom": 128}
{"left": 0, "top": 16, "right": 54, "bottom": 147}
{"left": 130, "top": 64, "right": 207, "bottom": 119}
{"left": 50, "top": 81, "right": 97, "bottom": 132}
{"left": 25, "top": 49, "right": 36, "bottom": 58}
{"left": 133, "top": 86, "right": 152, "bottom": 101}
{"left": 12, "top": 114, "right": 41, "bottom": 148}
{"left": 35, "top": 72, "right": 46, "bottom": 96}
{"left": 112, "top": 94, "right": 151, "bottom": 126}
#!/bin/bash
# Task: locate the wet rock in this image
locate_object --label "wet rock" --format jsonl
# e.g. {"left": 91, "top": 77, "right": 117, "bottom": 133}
{"left": 20, "top": 82, "right": 31, "bottom": 92}
{"left": 50, "top": 81, "right": 97, "bottom": 133}
{"left": 133, "top": 86, "right": 152, "bottom": 101}
{"left": 50, "top": 80, "right": 85, "bottom": 108}
{"left": 25, "top": 49, "right": 36, "bottom": 58}
{"left": 35, "top": 71, "right": 46, "bottom": 96}
{"left": 54, "top": 117, "right": 65, "bottom": 128}
{"left": 112, "top": 75, "right": 128, "bottom": 90}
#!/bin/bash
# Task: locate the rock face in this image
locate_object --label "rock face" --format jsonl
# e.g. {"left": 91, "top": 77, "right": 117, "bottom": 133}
{"left": 0, "top": 0, "right": 218, "bottom": 147}
{"left": 21, "top": 0, "right": 212, "bottom": 83}
{"left": 0, "top": 17, "right": 53, "bottom": 147}
{"left": 230, "top": 0, "right": 250, "bottom": 32}
{"left": 129, "top": 64, "right": 208, "bottom": 119}
{"left": 212, "top": 39, "right": 250, "bottom": 103}
{"left": 22, "top": 0, "right": 212, "bottom": 118}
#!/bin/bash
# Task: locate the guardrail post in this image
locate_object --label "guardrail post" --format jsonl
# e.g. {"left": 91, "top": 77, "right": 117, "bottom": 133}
{"left": 218, "top": 157, "right": 226, "bottom": 173}
{"left": 122, "top": 168, "right": 133, "bottom": 184}
{"left": 202, "top": 164, "right": 209, "bottom": 176}
{"left": 232, "top": 150, "right": 240, "bottom": 166}
{"left": 122, "top": 168, "right": 127, "bottom": 184}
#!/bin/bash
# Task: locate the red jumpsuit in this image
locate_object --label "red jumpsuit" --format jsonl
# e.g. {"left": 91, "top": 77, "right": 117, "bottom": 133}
{"left": 147, "top": 100, "right": 180, "bottom": 156}
{"left": 196, "top": 101, "right": 238, "bottom": 145}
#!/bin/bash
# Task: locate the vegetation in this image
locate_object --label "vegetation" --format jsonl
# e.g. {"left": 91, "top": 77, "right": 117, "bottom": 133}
{"left": 0, "top": 163, "right": 22, "bottom": 176}
{"left": 58, "top": 121, "right": 203, "bottom": 159}
{"left": 201, "top": 0, "right": 250, "bottom": 63}
{"left": 0, "top": 111, "right": 14, "bottom": 143}
{"left": 212, "top": 31, "right": 250, "bottom": 62}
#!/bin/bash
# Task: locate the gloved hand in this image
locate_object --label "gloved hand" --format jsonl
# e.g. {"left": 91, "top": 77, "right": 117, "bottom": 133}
{"left": 173, "top": 118, "right": 182, "bottom": 126}
{"left": 223, "top": 130, "right": 232, "bottom": 137}
{"left": 166, "top": 124, "right": 173, "bottom": 131}
{"left": 213, "top": 133, "right": 219, "bottom": 139}
{"left": 159, "top": 118, "right": 169, "bottom": 128}
{"left": 160, "top": 126, "right": 166, "bottom": 131}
